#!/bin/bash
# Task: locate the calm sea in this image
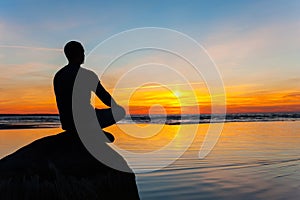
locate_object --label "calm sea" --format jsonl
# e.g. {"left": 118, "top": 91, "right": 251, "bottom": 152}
{"left": 0, "top": 113, "right": 299, "bottom": 199}
{"left": 0, "top": 112, "right": 299, "bottom": 128}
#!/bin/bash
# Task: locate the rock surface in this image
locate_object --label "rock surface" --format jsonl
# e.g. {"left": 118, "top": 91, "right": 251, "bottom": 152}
{"left": 0, "top": 131, "right": 140, "bottom": 200}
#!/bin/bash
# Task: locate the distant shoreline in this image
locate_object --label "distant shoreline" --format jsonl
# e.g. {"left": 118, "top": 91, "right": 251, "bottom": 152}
{"left": 1, "top": 111, "right": 300, "bottom": 127}
{"left": 0, "top": 112, "right": 299, "bottom": 130}
{"left": 0, "top": 114, "right": 59, "bottom": 116}
{"left": 1, "top": 111, "right": 300, "bottom": 116}
{"left": 0, "top": 124, "right": 61, "bottom": 130}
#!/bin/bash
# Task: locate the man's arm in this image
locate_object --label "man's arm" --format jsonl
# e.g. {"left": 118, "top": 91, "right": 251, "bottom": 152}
{"left": 95, "top": 81, "right": 118, "bottom": 107}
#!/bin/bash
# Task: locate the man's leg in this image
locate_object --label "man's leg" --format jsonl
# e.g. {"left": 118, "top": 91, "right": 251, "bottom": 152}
{"left": 96, "top": 107, "right": 125, "bottom": 143}
{"left": 102, "top": 130, "right": 116, "bottom": 142}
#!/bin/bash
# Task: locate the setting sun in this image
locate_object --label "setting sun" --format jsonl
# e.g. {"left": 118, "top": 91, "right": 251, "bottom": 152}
{"left": 173, "top": 90, "right": 182, "bottom": 98}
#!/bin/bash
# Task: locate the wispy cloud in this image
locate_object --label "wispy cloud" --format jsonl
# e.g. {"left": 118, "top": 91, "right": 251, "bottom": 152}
{"left": 206, "top": 19, "right": 300, "bottom": 70}
{"left": 113, "top": 82, "right": 205, "bottom": 91}
{"left": 0, "top": 45, "right": 62, "bottom": 52}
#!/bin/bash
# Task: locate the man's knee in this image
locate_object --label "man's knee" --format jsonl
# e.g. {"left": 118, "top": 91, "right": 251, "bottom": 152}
{"left": 112, "top": 106, "right": 125, "bottom": 120}
{"left": 117, "top": 106, "right": 126, "bottom": 118}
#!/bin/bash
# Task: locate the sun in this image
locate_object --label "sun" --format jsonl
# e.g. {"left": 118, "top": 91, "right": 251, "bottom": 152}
{"left": 173, "top": 90, "right": 182, "bottom": 98}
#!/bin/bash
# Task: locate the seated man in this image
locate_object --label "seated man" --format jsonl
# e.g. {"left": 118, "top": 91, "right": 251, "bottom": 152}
{"left": 53, "top": 41, "right": 125, "bottom": 142}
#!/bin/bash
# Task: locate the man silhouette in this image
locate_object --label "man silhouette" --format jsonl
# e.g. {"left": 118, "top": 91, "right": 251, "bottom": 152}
{"left": 54, "top": 41, "right": 125, "bottom": 142}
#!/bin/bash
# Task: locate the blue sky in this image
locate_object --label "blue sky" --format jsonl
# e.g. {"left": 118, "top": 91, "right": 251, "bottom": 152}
{"left": 0, "top": 0, "right": 299, "bottom": 113}
{"left": 2, "top": 0, "right": 298, "bottom": 49}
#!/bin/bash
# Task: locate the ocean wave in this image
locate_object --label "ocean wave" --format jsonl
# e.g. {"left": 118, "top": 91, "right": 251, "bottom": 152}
{"left": 0, "top": 112, "right": 299, "bottom": 129}
{"left": 120, "top": 112, "right": 300, "bottom": 125}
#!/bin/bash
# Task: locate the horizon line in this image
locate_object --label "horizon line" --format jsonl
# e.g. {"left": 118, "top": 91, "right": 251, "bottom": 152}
{"left": 1, "top": 111, "right": 300, "bottom": 116}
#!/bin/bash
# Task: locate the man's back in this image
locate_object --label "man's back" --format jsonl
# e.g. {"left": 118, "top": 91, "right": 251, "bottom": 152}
{"left": 54, "top": 64, "right": 80, "bottom": 131}
{"left": 54, "top": 63, "right": 101, "bottom": 131}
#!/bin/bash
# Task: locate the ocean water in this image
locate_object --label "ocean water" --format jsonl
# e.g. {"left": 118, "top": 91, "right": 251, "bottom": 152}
{"left": 0, "top": 118, "right": 299, "bottom": 199}
{"left": 0, "top": 112, "right": 299, "bottom": 128}
{"left": 0, "top": 115, "right": 60, "bottom": 129}
{"left": 107, "top": 122, "right": 300, "bottom": 200}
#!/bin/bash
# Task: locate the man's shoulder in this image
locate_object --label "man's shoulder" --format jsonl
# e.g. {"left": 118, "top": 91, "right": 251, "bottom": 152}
{"left": 79, "top": 66, "right": 96, "bottom": 74}
{"left": 54, "top": 65, "right": 67, "bottom": 81}
{"left": 54, "top": 65, "right": 99, "bottom": 82}
{"left": 78, "top": 67, "right": 99, "bottom": 80}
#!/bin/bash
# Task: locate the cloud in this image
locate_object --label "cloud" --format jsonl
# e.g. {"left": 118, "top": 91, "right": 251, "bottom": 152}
{"left": 283, "top": 92, "right": 300, "bottom": 99}
{"left": 0, "top": 45, "right": 62, "bottom": 52}
{"left": 205, "top": 19, "right": 300, "bottom": 69}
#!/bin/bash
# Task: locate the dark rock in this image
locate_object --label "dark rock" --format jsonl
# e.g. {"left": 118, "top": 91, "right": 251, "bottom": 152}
{"left": 0, "top": 131, "right": 140, "bottom": 200}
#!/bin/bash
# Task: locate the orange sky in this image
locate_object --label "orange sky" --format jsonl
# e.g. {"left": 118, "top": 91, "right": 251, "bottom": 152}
{"left": 1, "top": 82, "right": 299, "bottom": 114}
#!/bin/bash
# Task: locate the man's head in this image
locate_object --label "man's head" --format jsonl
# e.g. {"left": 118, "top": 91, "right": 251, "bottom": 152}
{"left": 64, "top": 41, "right": 85, "bottom": 65}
